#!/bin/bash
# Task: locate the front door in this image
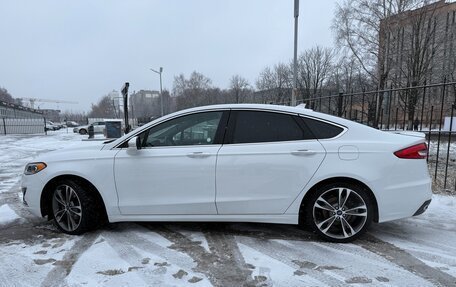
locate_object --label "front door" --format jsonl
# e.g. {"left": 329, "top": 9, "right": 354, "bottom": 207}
{"left": 114, "top": 111, "right": 227, "bottom": 215}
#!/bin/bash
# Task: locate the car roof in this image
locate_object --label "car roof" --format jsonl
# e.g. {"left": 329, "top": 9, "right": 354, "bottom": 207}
{"left": 105, "top": 103, "right": 379, "bottom": 149}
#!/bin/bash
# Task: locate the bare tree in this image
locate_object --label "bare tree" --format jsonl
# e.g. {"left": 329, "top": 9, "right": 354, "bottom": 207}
{"left": 333, "top": 0, "right": 424, "bottom": 83}
{"left": 393, "top": 3, "right": 440, "bottom": 129}
{"left": 229, "top": 75, "right": 250, "bottom": 103}
{"left": 0, "top": 87, "right": 14, "bottom": 103}
{"left": 333, "top": 0, "right": 427, "bottom": 126}
{"left": 89, "top": 95, "right": 117, "bottom": 118}
{"left": 297, "top": 46, "right": 334, "bottom": 107}
{"left": 173, "top": 71, "right": 214, "bottom": 110}
{"left": 255, "top": 63, "right": 292, "bottom": 103}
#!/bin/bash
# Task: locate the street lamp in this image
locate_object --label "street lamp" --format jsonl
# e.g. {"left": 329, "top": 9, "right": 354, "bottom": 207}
{"left": 150, "top": 67, "right": 164, "bottom": 117}
{"left": 292, "top": 0, "right": 299, "bottom": 106}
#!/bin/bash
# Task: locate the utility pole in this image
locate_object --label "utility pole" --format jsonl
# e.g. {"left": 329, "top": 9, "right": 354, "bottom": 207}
{"left": 150, "top": 67, "right": 164, "bottom": 117}
{"left": 292, "top": 0, "right": 299, "bottom": 106}
{"left": 121, "top": 82, "right": 130, "bottom": 134}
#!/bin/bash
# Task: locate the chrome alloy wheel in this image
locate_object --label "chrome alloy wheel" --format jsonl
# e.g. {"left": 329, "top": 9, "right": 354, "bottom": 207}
{"left": 312, "top": 187, "right": 368, "bottom": 240}
{"left": 52, "top": 184, "right": 82, "bottom": 232}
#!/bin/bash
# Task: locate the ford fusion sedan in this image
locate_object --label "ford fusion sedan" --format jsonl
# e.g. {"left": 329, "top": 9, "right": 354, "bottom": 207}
{"left": 21, "top": 104, "right": 432, "bottom": 242}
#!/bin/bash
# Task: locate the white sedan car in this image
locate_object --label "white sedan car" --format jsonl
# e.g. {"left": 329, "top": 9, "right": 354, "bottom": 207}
{"left": 21, "top": 104, "right": 432, "bottom": 242}
{"left": 73, "top": 121, "right": 105, "bottom": 135}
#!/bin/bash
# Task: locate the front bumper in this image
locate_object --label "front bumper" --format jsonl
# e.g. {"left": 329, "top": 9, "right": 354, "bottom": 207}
{"left": 22, "top": 187, "right": 28, "bottom": 206}
{"left": 21, "top": 174, "right": 45, "bottom": 218}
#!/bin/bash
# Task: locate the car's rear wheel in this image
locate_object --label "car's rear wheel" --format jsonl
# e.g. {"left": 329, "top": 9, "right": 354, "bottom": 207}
{"left": 305, "top": 182, "right": 373, "bottom": 243}
{"left": 51, "top": 180, "right": 101, "bottom": 234}
{"left": 79, "top": 129, "right": 87, "bottom": 135}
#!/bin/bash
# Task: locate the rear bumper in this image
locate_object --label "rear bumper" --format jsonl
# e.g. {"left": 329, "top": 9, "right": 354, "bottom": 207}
{"left": 413, "top": 199, "right": 432, "bottom": 216}
{"left": 376, "top": 177, "right": 432, "bottom": 223}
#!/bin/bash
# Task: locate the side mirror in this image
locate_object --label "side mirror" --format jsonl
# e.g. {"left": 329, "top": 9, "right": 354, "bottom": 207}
{"left": 127, "top": 136, "right": 142, "bottom": 150}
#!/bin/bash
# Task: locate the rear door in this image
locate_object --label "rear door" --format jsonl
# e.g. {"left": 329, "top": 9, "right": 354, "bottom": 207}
{"left": 216, "top": 110, "right": 326, "bottom": 214}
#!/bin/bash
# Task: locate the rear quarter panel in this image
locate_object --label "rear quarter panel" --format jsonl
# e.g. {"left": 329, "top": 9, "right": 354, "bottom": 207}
{"left": 285, "top": 127, "right": 432, "bottom": 222}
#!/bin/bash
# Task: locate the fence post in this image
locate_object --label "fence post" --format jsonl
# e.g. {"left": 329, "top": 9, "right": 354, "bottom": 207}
{"left": 328, "top": 96, "right": 331, "bottom": 114}
{"left": 44, "top": 117, "right": 47, "bottom": 135}
{"left": 420, "top": 81, "right": 427, "bottom": 131}
{"left": 337, "top": 92, "right": 344, "bottom": 117}
{"left": 427, "top": 105, "right": 433, "bottom": 162}
{"left": 443, "top": 104, "right": 454, "bottom": 190}
{"left": 2, "top": 117, "right": 6, "bottom": 135}
{"left": 361, "top": 89, "right": 365, "bottom": 124}
{"left": 434, "top": 80, "right": 447, "bottom": 180}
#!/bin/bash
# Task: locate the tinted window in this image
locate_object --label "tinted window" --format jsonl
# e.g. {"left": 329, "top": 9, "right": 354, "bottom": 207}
{"left": 231, "top": 111, "right": 310, "bottom": 144}
{"left": 139, "top": 112, "right": 222, "bottom": 147}
{"left": 301, "top": 117, "right": 344, "bottom": 139}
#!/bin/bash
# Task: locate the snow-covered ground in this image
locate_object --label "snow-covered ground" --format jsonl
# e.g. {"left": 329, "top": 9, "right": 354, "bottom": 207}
{"left": 1, "top": 130, "right": 456, "bottom": 287}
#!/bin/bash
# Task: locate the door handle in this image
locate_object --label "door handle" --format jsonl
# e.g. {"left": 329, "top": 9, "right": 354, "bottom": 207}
{"left": 291, "top": 149, "right": 317, "bottom": 156}
{"left": 186, "top": 152, "right": 210, "bottom": 158}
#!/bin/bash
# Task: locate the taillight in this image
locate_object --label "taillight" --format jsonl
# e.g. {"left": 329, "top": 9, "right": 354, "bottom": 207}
{"left": 394, "top": 143, "right": 428, "bottom": 159}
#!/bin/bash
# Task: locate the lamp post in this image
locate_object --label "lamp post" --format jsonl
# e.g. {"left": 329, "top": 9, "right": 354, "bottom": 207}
{"left": 292, "top": 0, "right": 299, "bottom": 106}
{"left": 150, "top": 67, "right": 164, "bottom": 117}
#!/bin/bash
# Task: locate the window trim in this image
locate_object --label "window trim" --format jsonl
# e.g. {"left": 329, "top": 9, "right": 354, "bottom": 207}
{"left": 299, "top": 115, "right": 347, "bottom": 140}
{"left": 224, "top": 109, "right": 314, "bottom": 145}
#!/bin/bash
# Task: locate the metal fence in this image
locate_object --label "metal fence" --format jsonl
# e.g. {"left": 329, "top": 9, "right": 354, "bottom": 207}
{"left": 272, "top": 82, "right": 456, "bottom": 193}
{"left": 1, "top": 101, "right": 46, "bottom": 135}
{"left": 1, "top": 118, "right": 45, "bottom": 135}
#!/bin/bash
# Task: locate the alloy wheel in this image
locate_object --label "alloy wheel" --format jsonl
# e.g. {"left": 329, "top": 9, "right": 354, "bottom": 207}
{"left": 312, "top": 187, "right": 368, "bottom": 240}
{"left": 52, "top": 184, "right": 82, "bottom": 232}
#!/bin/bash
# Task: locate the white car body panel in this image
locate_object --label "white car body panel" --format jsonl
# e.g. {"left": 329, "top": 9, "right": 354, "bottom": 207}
{"left": 21, "top": 104, "right": 432, "bottom": 227}
{"left": 216, "top": 140, "right": 325, "bottom": 214}
{"left": 114, "top": 145, "right": 221, "bottom": 215}
{"left": 21, "top": 144, "right": 121, "bottom": 217}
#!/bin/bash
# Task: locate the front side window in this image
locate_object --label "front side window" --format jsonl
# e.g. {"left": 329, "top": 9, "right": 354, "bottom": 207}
{"left": 230, "top": 111, "right": 311, "bottom": 144}
{"left": 138, "top": 111, "right": 223, "bottom": 147}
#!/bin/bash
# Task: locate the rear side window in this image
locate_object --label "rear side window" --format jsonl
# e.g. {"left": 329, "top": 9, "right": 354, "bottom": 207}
{"left": 301, "top": 117, "right": 344, "bottom": 139}
{"left": 230, "top": 111, "right": 312, "bottom": 144}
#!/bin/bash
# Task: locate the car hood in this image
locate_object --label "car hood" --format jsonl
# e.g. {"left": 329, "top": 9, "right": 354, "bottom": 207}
{"left": 35, "top": 143, "right": 106, "bottom": 163}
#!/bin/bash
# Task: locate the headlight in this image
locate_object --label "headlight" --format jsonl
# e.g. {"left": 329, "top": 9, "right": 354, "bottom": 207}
{"left": 24, "top": 162, "right": 47, "bottom": 175}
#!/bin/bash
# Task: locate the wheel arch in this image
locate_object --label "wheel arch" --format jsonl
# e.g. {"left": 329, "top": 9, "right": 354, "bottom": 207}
{"left": 299, "top": 176, "right": 379, "bottom": 224}
{"left": 40, "top": 174, "right": 108, "bottom": 221}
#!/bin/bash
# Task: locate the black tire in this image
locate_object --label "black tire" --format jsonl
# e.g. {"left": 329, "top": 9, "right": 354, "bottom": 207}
{"left": 51, "top": 180, "right": 103, "bottom": 235}
{"left": 79, "top": 129, "right": 87, "bottom": 135}
{"left": 303, "top": 182, "right": 373, "bottom": 243}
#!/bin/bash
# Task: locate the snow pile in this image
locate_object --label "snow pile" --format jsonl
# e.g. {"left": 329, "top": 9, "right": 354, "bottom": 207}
{"left": 0, "top": 204, "right": 20, "bottom": 224}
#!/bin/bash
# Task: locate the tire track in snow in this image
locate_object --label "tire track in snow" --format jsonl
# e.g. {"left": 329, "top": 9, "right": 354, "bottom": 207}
{"left": 144, "top": 223, "right": 256, "bottom": 287}
{"left": 40, "top": 232, "right": 99, "bottom": 287}
{"left": 237, "top": 236, "right": 345, "bottom": 286}
{"left": 102, "top": 224, "right": 206, "bottom": 285}
{"left": 359, "top": 234, "right": 456, "bottom": 287}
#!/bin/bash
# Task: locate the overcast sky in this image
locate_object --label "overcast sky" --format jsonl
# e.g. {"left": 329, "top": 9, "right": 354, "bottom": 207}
{"left": 0, "top": 0, "right": 337, "bottom": 112}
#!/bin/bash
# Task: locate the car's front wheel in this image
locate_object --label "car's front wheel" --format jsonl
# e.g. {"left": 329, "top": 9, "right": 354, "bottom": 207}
{"left": 79, "top": 129, "right": 87, "bottom": 135}
{"left": 51, "top": 180, "right": 101, "bottom": 235}
{"left": 305, "top": 182, "right": 373, "bottom": 243}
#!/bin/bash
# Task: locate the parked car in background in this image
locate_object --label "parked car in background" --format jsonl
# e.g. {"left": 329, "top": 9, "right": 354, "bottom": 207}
{"left": 53, "top": 122, "right": 66, "bottom": 129}
{"left": 45, "top": 121, "right": 58, "bottom": 131}
{"left": 65, "top": 121, "right": 79, "bottom": 127}
{"left": 22, "top": 104, "right": 431, "bottom": 242}
{"left": 73, "top": 121, "right": 105, "bottom": 135}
